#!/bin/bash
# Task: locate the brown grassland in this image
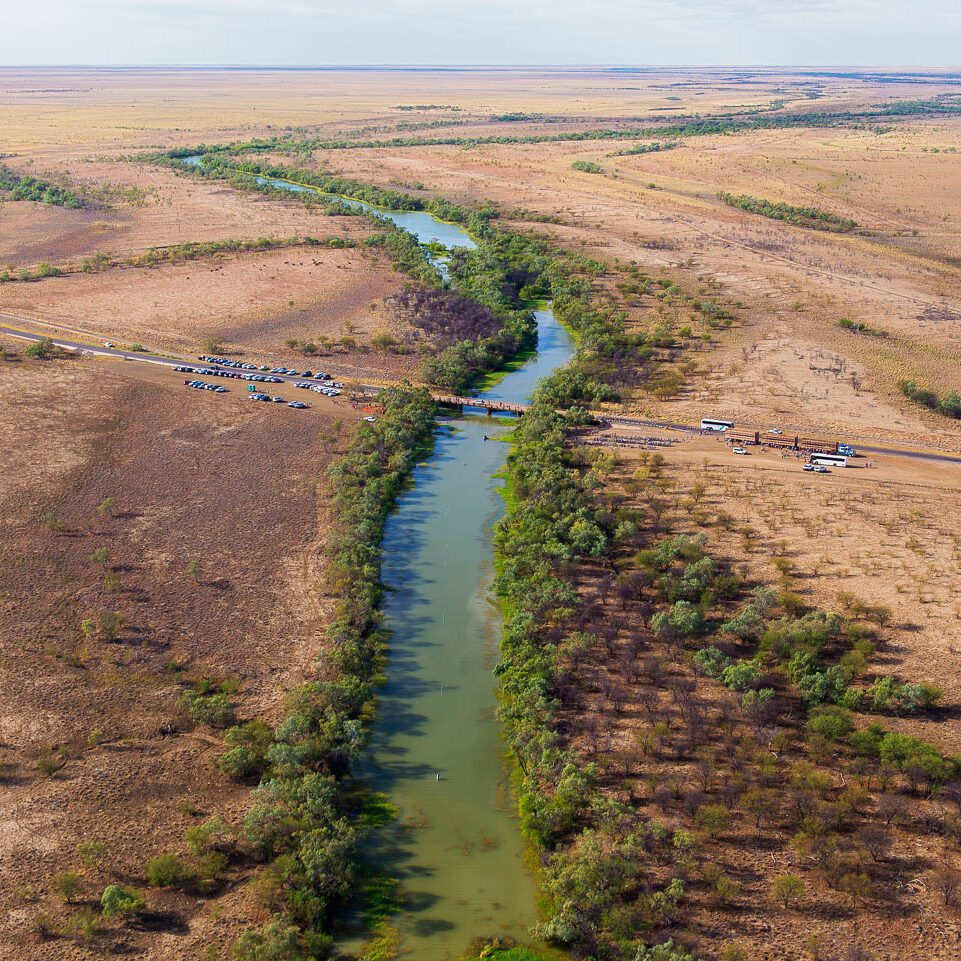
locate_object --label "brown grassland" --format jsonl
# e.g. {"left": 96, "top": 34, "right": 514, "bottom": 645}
{"left": 2, "top": 66, "right": 961, "bottom": 960}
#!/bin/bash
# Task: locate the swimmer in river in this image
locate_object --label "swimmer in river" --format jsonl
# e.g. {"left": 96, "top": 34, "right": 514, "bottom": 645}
{"left": 435, "top": 773, "right": 441, "bottom": 782}
{"left": 483, "top": 435, "right": 489, "bottom": 441}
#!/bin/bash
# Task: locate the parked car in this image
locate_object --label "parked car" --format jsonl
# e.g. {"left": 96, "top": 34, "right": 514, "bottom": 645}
{"left": 767, "top": 428, "right": 783, "bottom": 435}
{"left": 732, "top": 447, "right": 748, "bottom": 455}
{"left": 363, "top": 416, "right": 377, "bottom": 422}
{"left": 814, "top": 465, "right": 829, "bottom": 473}
{"left": 272, "top": 396, "right": 285, "bottom": 403}
{"left": 803, "top": 463, "right": 814, "bottom": 472}
{"left": 288, "top": 401, "right": 308, "bottom": 409}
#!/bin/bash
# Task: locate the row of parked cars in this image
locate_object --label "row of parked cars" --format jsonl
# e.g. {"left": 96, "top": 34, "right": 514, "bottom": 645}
{"left": 184, "top": 380, "right": 228, "bottom": 393}
{"left": 199, "top": 355, "right": 337, "bottom": 382}
{"left": 292, "top": 381, "right": 343, "bottom": 397}
{"left": 247, "top": 391, "right": 309, "bottom": 410}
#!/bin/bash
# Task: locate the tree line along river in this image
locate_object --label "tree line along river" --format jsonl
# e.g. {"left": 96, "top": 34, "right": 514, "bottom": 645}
{"left": 184, "top": 157, "right": 573, "bottom": 958}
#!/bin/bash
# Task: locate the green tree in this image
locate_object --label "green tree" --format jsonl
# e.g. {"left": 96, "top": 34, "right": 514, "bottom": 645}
{"left": 145, "top": 852, "right": 196, "bottom": 888}
{"left": 77, "top": 840, "right": 108, "bottom": 870}
{"left": 694, "top": 803, "right": 731, "bottom": 839}
{"left": 51, "top": 871, "right": 82, "bottom": 903}
{"left": 770, "top": 873, "right": 804, "bottom": 909}
{"left": 232, "top": 916, "right": 314, "bottom": 961}
{"left": 25, "top": 336, "right": 58, "bottom": 359}
{"left": 100, "top": 884, "right": 145, "bottom": 919}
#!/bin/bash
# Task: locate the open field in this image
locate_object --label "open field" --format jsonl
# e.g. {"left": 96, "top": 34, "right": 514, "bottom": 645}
{"left": 0, "top": 163, "right": 376, "bottom": 268}
{"left": 2, "top": 66, "right": 961, "bottom": 961}
{"left": 0, "top": 347, "right": 356, "bottom": 958}
{"left": 0, "top": 243, "right": 420, "bottom": 380}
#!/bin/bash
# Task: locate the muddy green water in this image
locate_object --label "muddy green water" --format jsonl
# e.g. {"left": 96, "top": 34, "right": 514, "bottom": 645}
{"left": 353, "top": 309, "right": 573, "bottom": 959}
{"left": 183, "top": 154, "right": 572, "bottom": 956}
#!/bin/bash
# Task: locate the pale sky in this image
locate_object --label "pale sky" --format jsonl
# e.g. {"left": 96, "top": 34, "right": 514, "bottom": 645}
{"left": 1, "top": 0, "right": 960, "bottom": 66}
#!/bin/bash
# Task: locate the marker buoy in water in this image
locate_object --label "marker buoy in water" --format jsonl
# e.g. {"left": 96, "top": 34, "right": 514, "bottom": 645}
{"left": 436, "top": 773, "right": 441, "bottom": 782}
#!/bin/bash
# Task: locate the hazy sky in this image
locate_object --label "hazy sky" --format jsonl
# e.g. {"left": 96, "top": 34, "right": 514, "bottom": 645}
{"left": 2, "top": 0, "right": 960, "bottom": 66}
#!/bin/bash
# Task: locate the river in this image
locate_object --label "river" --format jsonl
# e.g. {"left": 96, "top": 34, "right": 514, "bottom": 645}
{"left": 183, "top": 156, "right": 573, "bottom": 958}
{"left": 353, "top": 306, "right": 573, "bottom": 959}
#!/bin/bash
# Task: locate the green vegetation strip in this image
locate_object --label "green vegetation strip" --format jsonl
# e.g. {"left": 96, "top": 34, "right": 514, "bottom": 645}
{"left": 0, "top": 236, "right": 355, "bottom": 284}
{"left": 212, "top": 388, "right": 436, "bottom": 959}
{"left": 155, "top": 98, "right": 961, "bottom": 156}
{"left": 718, "top": 192, "right": 859, "bottom": 233}
{"left": 0, "top": 164, "right": 84, "bottom": 208}
{"left": 899, "top": 379, "right": 961, "bottom": 419}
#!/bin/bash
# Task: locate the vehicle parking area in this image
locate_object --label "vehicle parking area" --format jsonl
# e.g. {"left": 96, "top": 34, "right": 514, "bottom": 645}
{"left": 89, "top": 353, "right": 359, "bottom": 420}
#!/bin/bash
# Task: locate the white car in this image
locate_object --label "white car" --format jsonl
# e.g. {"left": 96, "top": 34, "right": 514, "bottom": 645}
{"left": 363, "top": 416, "right": 377, "bottom": 422}
{"left": 732, "top": 447, "right": 748, "bottom": 455}
{"left": 767, "top": 428, "right": 783, "bottom": 435}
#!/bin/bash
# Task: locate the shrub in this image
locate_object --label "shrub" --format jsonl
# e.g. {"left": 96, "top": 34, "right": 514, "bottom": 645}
{"left": 692, "top": 646, "right": 730, "bottom": 677}
{"left": 633, "top": 938, "right": 695, "bottom": 961}
{"left": 145, "top": 853, "right": 197, "bottom": 888}
{"left": 100, "top": 885, "right": 145, "bottom": 919}
{"left": 66, "top": 909, "right": 100, "bottom": 941}
{"left": 185, "top": 817, "right": 233, "bottom": 856}
{"left": 720, "top": 659, "right": 759, "bottom": 692}
{"left": 51, "top": 871, "right": 82, "bottom": 903}
{"left": 217, "top": 720, "right": 274, "bottom": 780}
{"left": 694, "top": 803, "right": 731, "bottom": 839}
{"left": 232, "top": 916, "right": 318, "bottom": 961}
{"left": 770, "top": 873, "right": 804, "bottom": 908}
{"left": 178, "top": 688, "right": 236, "bottom": 728}
{"left": 31, "top": 912, "right": 57, "bottom": 940}
{"left": 77, "top": 840, "right": 108, "bottom": 869}
{"left": 808, "top": 705, "right": 853, "bottom": 743}
{"left": 25, "top": 336, "right": 59, "bottom": 359}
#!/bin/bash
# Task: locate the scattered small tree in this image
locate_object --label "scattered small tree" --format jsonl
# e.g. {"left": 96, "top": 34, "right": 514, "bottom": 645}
{"left": 771, "top": 873, "right": 805, "bottom": 909}
{"left": 51, "top": 871, "right": 82, "bottom": 903}
{"left": 100, "top": 884, "right": 145, "bottom": 919}
{"left": 90, "top": 547, "right": 110, "bottom": 566}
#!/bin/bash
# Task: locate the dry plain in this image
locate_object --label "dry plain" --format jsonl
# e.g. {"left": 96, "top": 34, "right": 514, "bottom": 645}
{"left": 2, "top": 67, "right": 961, "bottom": 960}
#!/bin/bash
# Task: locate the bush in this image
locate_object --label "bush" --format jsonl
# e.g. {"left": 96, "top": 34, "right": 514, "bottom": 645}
{"left": 232, "top": 916, "right": 320, "bottom": 961}
{"left": 693, "top": 646, "right": 730, "bottom": 677}
{"left": 808, "top": 705, "right": 853, "bottom": 743}
{"left": 694, "top": 803, "right": 731, "bottom": 839}
{"left": 178, "top": 688, "right": 236, "bottom": 728}
{"left": 218, "top": 720, "right": 274, "bottom": 780}
{"left": 25, "top": 336, "right": 59, "bottom": 359}
{"left": 145, "top": 853, "right": 197, "bottom": 888}
{"left": 720, "top": 659, "right": 759, "bottom": 692}
{"left": 51, "top": 871, "right": 82, "bottom": 902}
{"left": 100, "top": 885, "right": 145, "bottom": 919}
{"left": 770, "top": 873, "right": 805, "bottom": 909}
{"left": 633, "top": 939, "right": 695, "bottom": 961}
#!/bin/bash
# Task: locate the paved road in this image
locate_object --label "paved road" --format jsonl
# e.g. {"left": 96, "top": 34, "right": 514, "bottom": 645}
{"left": 4, "top": 318, "right": 961, "bottom": 465}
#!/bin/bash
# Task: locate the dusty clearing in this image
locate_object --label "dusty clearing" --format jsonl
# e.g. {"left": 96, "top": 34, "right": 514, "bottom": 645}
{"left": 0, "top": 353, "right": 348, "bottom": 959}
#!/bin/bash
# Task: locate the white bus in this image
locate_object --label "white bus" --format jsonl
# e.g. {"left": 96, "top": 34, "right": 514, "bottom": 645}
{"left": 701, "top": 418, "right": 734, "bottom": 431}
{"left": 810, "top": 453, "right": 848, "bottom": 468}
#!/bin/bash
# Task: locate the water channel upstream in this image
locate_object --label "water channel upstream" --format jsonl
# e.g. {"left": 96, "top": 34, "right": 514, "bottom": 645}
{"left": 184, "top": 157, "right": 575, "bottom": 957}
